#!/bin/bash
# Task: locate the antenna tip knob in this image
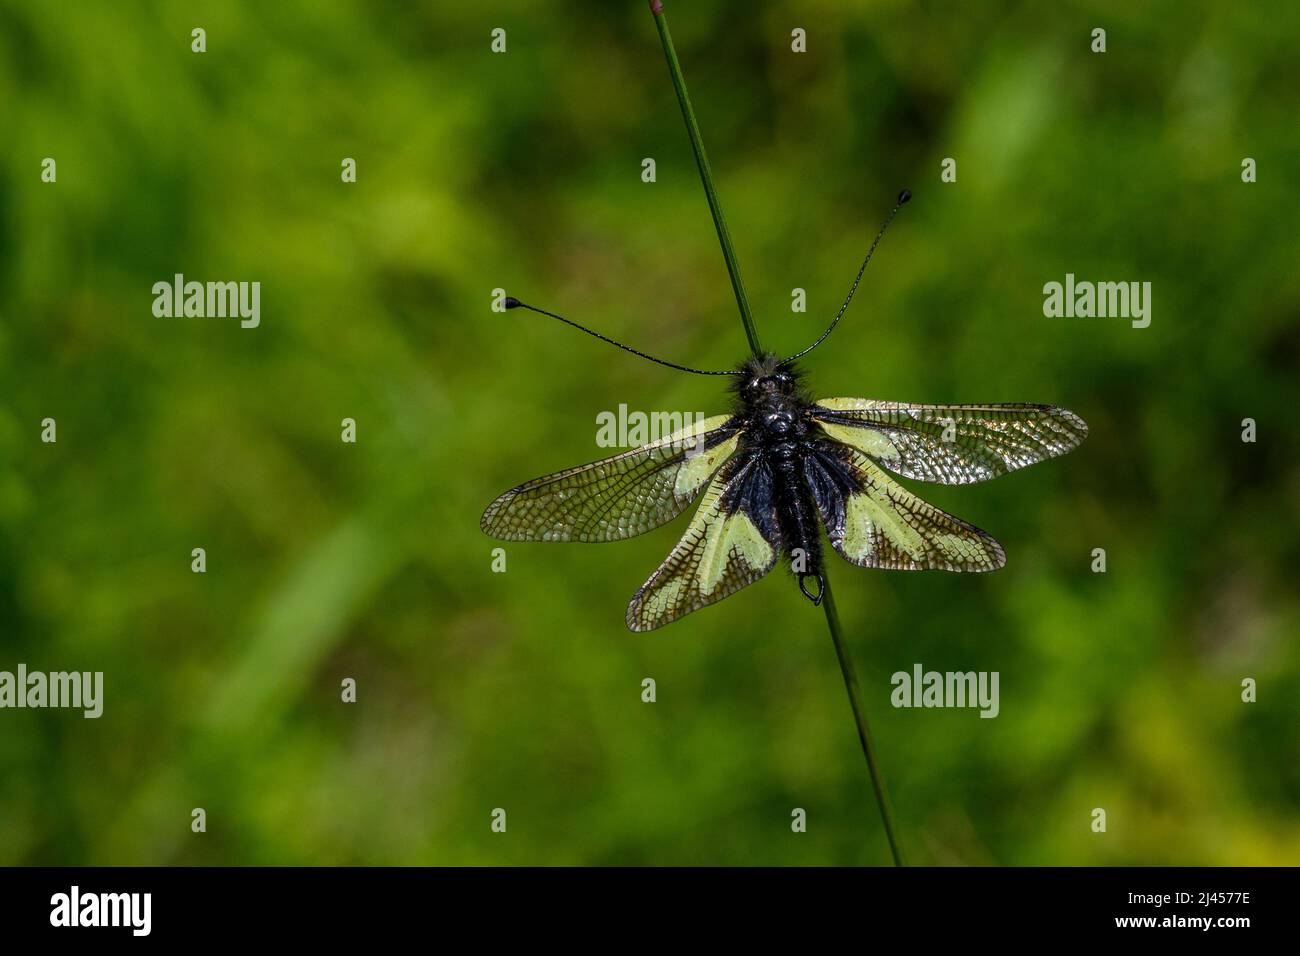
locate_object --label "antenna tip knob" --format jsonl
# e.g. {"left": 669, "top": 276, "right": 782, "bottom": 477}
{"left": 897, "top": 189, "right": 912, "bottom": 205}
{"left": 504, "top": 296, "right": 522, "bottom": 309}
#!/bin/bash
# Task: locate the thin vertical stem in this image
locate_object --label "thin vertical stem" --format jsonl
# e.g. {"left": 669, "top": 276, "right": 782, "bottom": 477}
{"left": 648, "top": 0, "right": 906, "bottom": 867}
{"left": 821, "top": 575, "right": 908, "bottom": 866}
{"left": 649, "top": 1, "right": 763, "bottom": 358}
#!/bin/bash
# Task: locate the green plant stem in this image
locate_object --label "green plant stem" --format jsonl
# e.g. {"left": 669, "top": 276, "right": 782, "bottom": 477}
{"left": 821, "top": 574, "right": 908, "bottom": 866}
{"left": 650, "top": 0, "right": 904, "bottom": 868}
{"left": 649, "top": 0, "right": 906, "bottom": 867}
{"left": 649, "top": 2, "right": 763, "bottom": 358}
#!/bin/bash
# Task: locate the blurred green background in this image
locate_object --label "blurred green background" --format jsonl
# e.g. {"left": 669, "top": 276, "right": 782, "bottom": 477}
{"left": 1, "top": 0, "right": 1297, "bottom": 866}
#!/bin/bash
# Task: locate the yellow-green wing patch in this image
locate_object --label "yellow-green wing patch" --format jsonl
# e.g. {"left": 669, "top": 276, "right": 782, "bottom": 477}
{"left": 812, "top": 398, "right": 1087, "bottom": 485}
{"left": 825, "top": 450, "right": 1005, "bottom": 572}
{"left": 627, "top": 466, "right": 779, "bottom": 631}
{"left": 481, "top": 415, "right": 737, "bottom": 542}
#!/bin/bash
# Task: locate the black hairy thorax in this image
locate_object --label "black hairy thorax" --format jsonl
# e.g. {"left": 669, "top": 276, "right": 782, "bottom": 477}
{"left": 726, "top": 353, "right": 834, "bottom": 604}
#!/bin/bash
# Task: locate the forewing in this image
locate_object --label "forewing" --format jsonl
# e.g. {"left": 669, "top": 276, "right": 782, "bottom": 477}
{"left": 626, "top": 455, "right": 781, "bottom": 631}
{"left": 811, "top": 398, "right": 1087, "bottom": 484}
{"left": 806, "top": 444, "right": 1005, "bottom": 572}
{"left": 481, "top": 415, "right": 740, "bottom": 542}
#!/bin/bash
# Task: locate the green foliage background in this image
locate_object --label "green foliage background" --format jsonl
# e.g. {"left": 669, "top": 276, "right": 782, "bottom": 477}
{"left": 1, "top": 0, "right": 1297, "bottom": 865}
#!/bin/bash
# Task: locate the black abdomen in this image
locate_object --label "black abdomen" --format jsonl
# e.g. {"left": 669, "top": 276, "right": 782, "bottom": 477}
{"left": 741, "top": 382, "right": 825, "bottom": 604}
{"left": 771, "top": 446, "right": 823, "bottom": 598}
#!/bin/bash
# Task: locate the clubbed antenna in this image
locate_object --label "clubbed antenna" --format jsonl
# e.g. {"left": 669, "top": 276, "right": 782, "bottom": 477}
{"left": 504, "top": 297, "right": 740, "bottom": 376}
{"left": 781, "top": 189, "right": 911, "bottom": 364}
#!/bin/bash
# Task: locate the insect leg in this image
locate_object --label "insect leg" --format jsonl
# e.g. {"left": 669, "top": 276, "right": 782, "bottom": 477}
{"left": 798, "top": 572, "right": 825, "bottom": 605}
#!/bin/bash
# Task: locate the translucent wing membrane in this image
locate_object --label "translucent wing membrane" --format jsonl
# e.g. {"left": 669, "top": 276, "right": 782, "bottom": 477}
{"left": 811, "top": 399, "right": 1088, "bottom": 485}
{"left": 481, "top": 415, "right": 739, "bottom": 542}
{"left": 627, "top": 455, "right": 781, "bottom": 631}
{"left": 806, "top": 445, "right": 1005, "bottom": 572}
